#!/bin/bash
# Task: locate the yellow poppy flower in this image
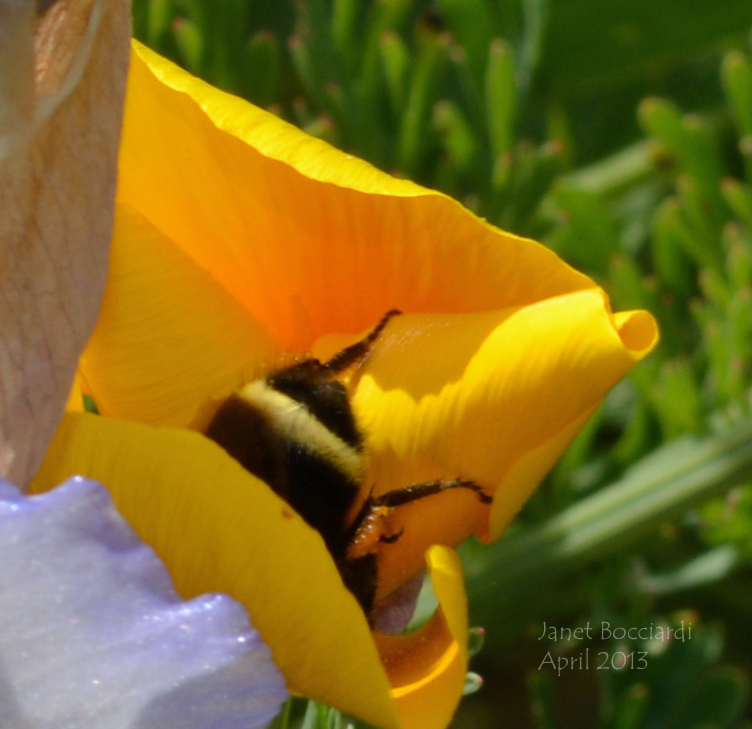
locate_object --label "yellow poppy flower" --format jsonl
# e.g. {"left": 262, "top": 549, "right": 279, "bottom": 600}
{"left": 32, "top": 40, "right": 658, "bottom": 729}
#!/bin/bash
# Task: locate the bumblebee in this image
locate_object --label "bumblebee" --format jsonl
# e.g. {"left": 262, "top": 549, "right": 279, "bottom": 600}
{"left": 204, "top": 310, "right": 492, "bottom": 622}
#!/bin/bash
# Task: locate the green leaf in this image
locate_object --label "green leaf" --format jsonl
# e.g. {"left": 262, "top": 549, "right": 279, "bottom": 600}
{"left": 652, "top": 195, "right": 722, "bottom": 274}
{"left": 652, "top": 198, "right": 696, "bottom": 301}
{"left": 506, "top": 141, "right": 564, "bottom": 233}
{"left": 721, "top": 178, "right": 752, "bottom": 230}
{"left": 548, "top": 186, "right": 619, "bottom": 275}
{"left": 397, "top": 29, "right": 448, "bottom": 176}
{"left": 140, "top": 0, "right": 175, "bottom": 48}
{"left": 485, "top": 38, "right": 517, "bottom": 160}
{"left": 545, "top": 0, "right": 752, "bottom": 94}
{"left": 632, "top": 546, "right": 739, "bottom": 596}
{"left": 433, "top": 100, "right": 479, "bottom": 173}
{"left": 612, "top": 684, "right": 650, "bottom": 729}
{"left": 680, "top": 114, "right": 725, "bottom": 195}
{"left": 434, "top": 0, "right": 499, "bottom": 84}
{"left": 562, "top": 141, "right": 655, "bottom": 200}
{"left": 650, "top": 359, "right": 704, "bottom": 439}
{"left": 688, "top": 667, "right": 749, "bottom": 726}
{"left": 722, "top": 51, "right": 752, "bottom": 139}
{"left": 724, "top": 222, "right": 752, "bottom": 291}
{"left": 528, "top": 670, "right": 558, "bottom": 729}
{"left": 518, "top": 0, "right": 549, "bottom": 90}
{"left": 331, "top": 0, "right": 359, "bottom": 69}
{"left": 173, "top": 17, "right": 204, "bottom": 75}
{"left": 243, "top": 30, "right": 281, "bottom": 107}
{"left": 379, "top": 30, "right": 411, "bottom": 119}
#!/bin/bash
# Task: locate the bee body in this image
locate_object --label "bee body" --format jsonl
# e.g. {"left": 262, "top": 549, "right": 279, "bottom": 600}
{"left": 205, "top": 311, "right": 491, "bottom": 621}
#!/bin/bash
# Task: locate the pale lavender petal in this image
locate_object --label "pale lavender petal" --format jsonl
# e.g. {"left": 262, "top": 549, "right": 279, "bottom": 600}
{"left": 0, "top": 476, "right": 288, "bottom": 729}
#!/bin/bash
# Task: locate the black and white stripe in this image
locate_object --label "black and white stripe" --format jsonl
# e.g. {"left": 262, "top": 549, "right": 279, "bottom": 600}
{"left": 205, "top": 360, "right": 365, "bottom": 559}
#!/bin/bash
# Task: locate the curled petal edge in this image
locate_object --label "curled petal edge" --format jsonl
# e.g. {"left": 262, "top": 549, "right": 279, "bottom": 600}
{"left": 375, "top": 546, "right": 469, "bottom": 729}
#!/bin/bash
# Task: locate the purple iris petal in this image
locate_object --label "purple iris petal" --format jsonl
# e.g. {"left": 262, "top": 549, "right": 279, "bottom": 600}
{"left": 0, "top": 476, "right": 288, "bottom": 729}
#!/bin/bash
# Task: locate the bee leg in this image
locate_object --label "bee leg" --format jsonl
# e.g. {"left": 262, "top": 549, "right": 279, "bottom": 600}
{"left": 346, "top": 503, "right": 394, "bottom": 561}
{"left": 346, "top": 480, "right": 491, "bottom": 560}
{"left": 324, "top": 309, "right": 402, "bottom": 374}
{"left": 371, "top": 479, "right": 493, "bottom": 508}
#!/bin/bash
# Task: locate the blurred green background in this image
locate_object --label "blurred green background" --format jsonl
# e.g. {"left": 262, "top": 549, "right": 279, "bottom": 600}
{"left": 133, "top": 1, "right": 752, "bottom": 727}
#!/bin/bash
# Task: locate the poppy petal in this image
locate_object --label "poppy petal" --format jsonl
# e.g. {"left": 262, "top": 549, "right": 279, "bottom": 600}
{"left": 31, "top": 413, "right": 401, "bottom": 729}
{"left": 116, "top": 42, "right": 596, "bottom": 352}
{"left": 80, "top": 204, "right": 279, "bottom": 426}
{"left": 72, "top": 38, "right": 660, "bottom": 729}
{"left": 347, "top": 292, "right": 658, "bottom": 596}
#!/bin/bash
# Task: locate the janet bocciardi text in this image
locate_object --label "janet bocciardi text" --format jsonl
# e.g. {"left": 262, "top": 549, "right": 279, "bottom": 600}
{"left": 538, "top": 621, "right": 693, "bottom": 643}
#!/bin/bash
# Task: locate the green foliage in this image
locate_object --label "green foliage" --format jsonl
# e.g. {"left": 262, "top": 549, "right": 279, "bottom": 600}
{"left": 132, "top": 1, "right": 752, "bottom": 726}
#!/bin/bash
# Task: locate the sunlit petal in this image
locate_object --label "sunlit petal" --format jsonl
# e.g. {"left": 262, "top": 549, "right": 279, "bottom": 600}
{"left": 349, "top": 293, "right": 658, "bottom": 597}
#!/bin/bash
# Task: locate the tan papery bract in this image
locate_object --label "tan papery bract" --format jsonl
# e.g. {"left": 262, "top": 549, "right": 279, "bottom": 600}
{"left": 0, "top": 0, "right": 130, "bottom": 486}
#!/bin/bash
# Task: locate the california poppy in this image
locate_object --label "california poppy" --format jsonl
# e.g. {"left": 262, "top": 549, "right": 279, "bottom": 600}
{"left": 33, "top": 41, "right": 658, "bottom": 729}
